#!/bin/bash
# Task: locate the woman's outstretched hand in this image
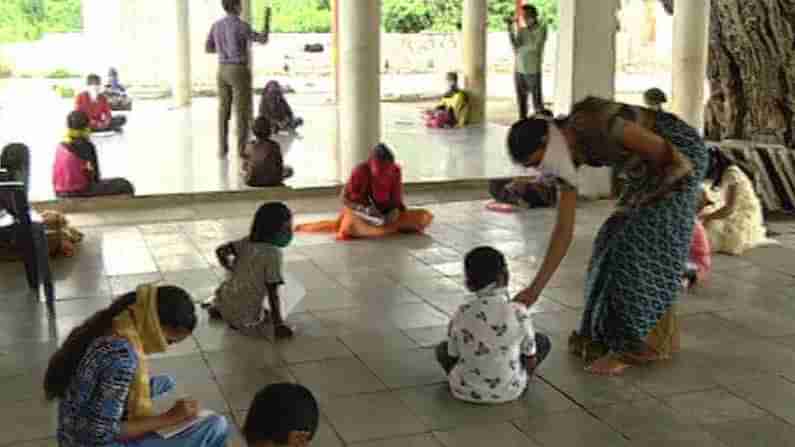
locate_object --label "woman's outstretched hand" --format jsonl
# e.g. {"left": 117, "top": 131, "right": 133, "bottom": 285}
{"left": 514, "top": 287, "right": 540, "bottom": 307}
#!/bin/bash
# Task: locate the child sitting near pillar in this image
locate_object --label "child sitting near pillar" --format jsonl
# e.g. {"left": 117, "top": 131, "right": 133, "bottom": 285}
{"left": 424, "top": 72, "right": 470, "bottom": 129}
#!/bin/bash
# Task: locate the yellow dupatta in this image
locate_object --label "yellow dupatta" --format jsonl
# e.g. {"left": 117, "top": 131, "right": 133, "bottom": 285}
{"left": 112, "top": 284, "right": 168, "bottom": 418}
{"left": 64, "top": 128, "right": 92, "bottom": 144}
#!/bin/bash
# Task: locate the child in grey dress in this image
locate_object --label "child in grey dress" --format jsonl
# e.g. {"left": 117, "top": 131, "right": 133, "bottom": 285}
{"left": 209, "top": 202, "right": 295, "bottom": 339}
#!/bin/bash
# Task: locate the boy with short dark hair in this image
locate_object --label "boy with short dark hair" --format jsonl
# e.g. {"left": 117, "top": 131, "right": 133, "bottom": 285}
{"left": 437, "top": 246, "right": 551, "bottom": 404}
{"left": 243, "top": 383, "right": 319, "bottom": 446}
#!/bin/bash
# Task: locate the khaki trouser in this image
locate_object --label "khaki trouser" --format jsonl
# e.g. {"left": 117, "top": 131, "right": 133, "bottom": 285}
{"left": 217, "top": 64, "right": 253, "bottom": 156}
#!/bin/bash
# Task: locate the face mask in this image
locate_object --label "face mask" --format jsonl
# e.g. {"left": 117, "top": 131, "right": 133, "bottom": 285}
{"left": 88, "top": 86, "right": 101, "bottom": 99}
{"left": 271, "top": 231, "right": 293, "bottom": 248}
{"left": 537, "top": 124, "right": 578, "bottom": 188}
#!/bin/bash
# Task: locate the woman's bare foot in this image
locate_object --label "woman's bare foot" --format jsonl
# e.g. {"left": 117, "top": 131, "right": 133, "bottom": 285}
{"left": 586, "top": 354, "right": 631, "bottom": 376}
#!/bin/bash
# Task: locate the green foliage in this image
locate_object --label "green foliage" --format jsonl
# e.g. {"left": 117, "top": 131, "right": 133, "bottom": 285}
{"left": 383, "top": 0, "right": 434, "bottom": 33}
{"left": 386, "top": 0, "right": 558, "bottom": 33}
{"left": 0, "top": 0, "right": 82, "bottom": 44}
{"left": 0, "top": 0, "right": 560, "bottom": 44}
{"left": 253, "top": 0, "right": 331, "bottom": 33}
{"left": 45, "top": 67, "right": 79, "bottom": 79}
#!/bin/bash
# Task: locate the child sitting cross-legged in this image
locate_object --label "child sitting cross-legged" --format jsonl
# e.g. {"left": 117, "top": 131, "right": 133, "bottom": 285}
{"left": 436, "top": 246, "right": 551, "bottom": 404}
{"left": 243, "top": 383, "right": 319, "bottom": 447}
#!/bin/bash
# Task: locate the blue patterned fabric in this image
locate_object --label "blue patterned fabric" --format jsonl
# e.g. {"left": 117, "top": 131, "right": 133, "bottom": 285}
{"left": 58, "top": 336, "right": 138, "bottom": 447}
{"left": 578, "top": 111, "right": 709, "bottom": 353}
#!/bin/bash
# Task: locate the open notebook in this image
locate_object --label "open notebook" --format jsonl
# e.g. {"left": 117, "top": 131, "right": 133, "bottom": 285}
{"left": 156, "top": 410, "right": 216, "bottom": 439}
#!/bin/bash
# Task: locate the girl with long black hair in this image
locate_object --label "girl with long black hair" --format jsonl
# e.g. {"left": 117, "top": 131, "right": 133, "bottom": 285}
{"left": 45, "top": 284, "right": 229, "bottom": 446}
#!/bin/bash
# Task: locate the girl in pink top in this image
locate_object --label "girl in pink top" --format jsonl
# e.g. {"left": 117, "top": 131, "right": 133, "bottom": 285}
{"left": 53, "top": 111, "right": 134, "bottom": 198}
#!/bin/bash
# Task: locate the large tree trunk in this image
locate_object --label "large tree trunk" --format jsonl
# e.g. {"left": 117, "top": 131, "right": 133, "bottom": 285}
{"left": 662, "top": 0, "right": 795, "bottom": 148}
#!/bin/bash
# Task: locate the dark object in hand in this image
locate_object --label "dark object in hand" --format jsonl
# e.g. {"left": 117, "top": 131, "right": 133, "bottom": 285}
{"left": 264, "top": 6, "right": 272, "bottom": 35}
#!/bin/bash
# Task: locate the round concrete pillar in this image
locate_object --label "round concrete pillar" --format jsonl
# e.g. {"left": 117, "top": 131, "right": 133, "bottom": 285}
{"left": 672, "top": 0, "right": 710, "bottom": 130}
{"left": 463, "top": 0, "right": 488, "bottom": 124}
{"left": 338, "top": 0, "right": 381, "bottom": 178}
{"left": 174, "top": 0, "right": 192, "bottom": 107}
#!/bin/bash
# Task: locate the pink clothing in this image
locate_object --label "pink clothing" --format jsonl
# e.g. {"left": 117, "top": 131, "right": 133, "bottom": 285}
{"left": 53, "top": 144, "right": 90, "bottom": 194}
{"left": 689, "top": 220, "right": 711, "bottom": 283}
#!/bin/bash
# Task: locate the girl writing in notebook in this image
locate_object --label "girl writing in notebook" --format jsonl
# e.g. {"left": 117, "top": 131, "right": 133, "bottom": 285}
{"left": 45, "top": 285, "right": 229, "bottom": 446}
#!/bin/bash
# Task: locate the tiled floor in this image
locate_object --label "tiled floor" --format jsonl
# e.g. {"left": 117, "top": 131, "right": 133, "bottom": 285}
{"left": 1, "top": 197, "right": 795, "bottom": 446}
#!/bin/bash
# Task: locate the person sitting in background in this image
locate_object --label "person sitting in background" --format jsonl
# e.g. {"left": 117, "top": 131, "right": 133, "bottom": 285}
{"left": 75, "top": 74, "right": 127, "bottom": 132}
{"left": 243, "top": 384, "right": 319, "bottom": 447}
{"left": 259, "top": 81, "right": 304, "bottom": 135}
{"left": 488, "top": 175, "right": 558, "bottom": 210}
{"left": 104, "top": 68, "right": 133, "bottom": 111}
{"left": 295, "top": 144, "right": 433, "bottom": 240}
{"left": 487, "top": 110, "right": 555, "bottom": 212}
{"left": 243, "top": 117, "right": 294, "bottom": 187}
{"left": 701, "top": 147, "right": 774, "bottom": 255}
{"left": 643, "top": 88, "right": 667, "bottom": 111}
{"left": 424, "top": 72, "right": 470, "bottom": 129}
{"left": 53, "top": 111, "right": 135, "bottom": 198}
{"left": 437, "top": 246, "right": 550, "bottom": 404}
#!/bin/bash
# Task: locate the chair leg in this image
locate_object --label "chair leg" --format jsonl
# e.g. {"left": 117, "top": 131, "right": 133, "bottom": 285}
{"left": 32, "top": 224, "right": 55, "bottom": 304}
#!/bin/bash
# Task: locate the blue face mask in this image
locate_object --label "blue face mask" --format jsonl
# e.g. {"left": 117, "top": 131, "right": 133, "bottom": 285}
{"left": 270, "top": 231, "right": 293, "bottom": 248}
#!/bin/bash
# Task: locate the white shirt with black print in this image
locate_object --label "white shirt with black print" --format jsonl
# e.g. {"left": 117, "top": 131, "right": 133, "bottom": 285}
{"left": 447, "top": 284, "right": 537, "bottom": 404}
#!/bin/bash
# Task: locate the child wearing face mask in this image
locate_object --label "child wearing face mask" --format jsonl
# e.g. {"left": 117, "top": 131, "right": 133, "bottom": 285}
{"left": 75, "top": 73, "right": 127, "bottom": 132}
{"left": 207, "top": 202, "right": 301, "bottom": 339}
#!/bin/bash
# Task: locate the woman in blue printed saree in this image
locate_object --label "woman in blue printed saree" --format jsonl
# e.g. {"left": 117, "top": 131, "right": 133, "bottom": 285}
{"left": 507, "top": 97, "right": 709, "bottom": 375}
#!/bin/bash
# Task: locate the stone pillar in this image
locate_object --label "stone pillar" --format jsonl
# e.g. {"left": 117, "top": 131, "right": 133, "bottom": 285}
{"left": 672, "top": 0, "right": 710, "bottom": 130}
{"left": 555, "top": 0, "right": 620, "bottom": 199}
{"left": 338, "top": 0, "right": 381, "bottom": 178}
{"left": 462, "top": 0, "right": 487, "bottom": 124}
{"left": 174, "top": 0, "right": 192, "bottom": 107}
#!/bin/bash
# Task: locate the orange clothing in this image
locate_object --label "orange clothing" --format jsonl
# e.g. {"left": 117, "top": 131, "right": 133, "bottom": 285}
{"left": 295, "top": 207, "right": 433, "bottom": 241}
